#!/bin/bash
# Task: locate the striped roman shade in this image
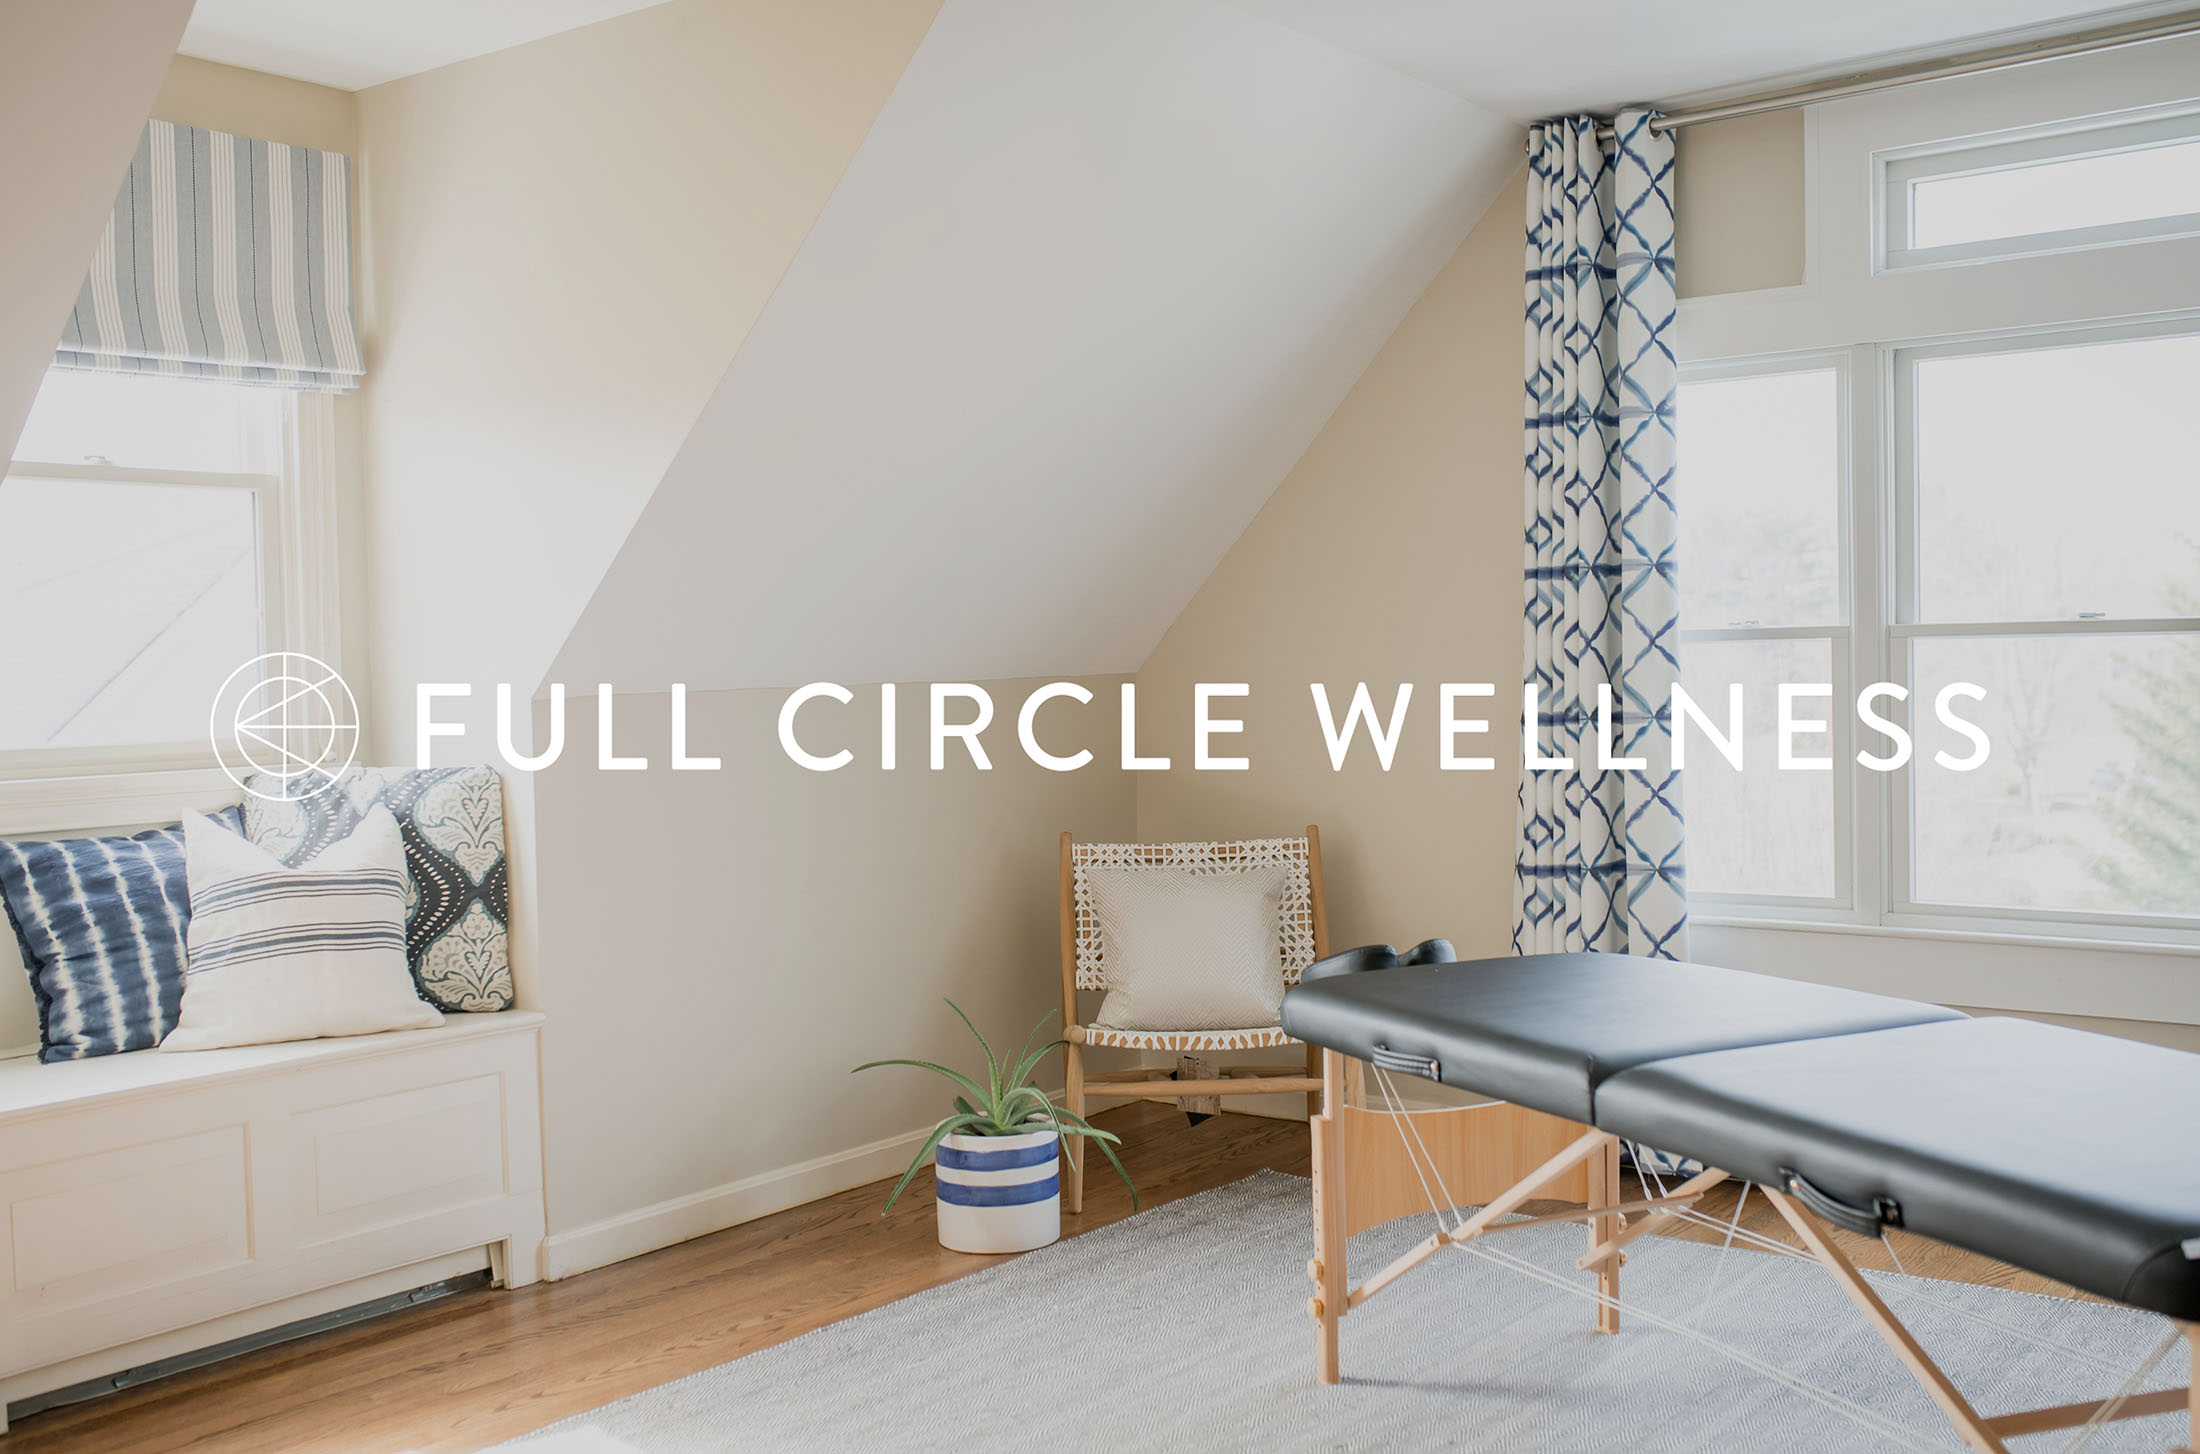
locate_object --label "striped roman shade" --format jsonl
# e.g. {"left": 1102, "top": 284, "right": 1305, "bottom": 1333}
{"left": 55, "top": 119, "right": 363, "bottom": 392}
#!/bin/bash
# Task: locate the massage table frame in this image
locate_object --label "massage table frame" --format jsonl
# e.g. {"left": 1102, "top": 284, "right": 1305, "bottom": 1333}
{"left": 1305, "top": 1048, "right": 2199, "bottom": 1453}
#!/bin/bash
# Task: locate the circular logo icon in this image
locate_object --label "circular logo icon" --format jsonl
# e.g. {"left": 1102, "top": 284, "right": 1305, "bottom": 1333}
{"left": 209, "top": 653, "right": 361, "bottom": 802}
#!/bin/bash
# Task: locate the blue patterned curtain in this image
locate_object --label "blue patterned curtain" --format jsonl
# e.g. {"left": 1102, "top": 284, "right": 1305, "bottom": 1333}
{"left": 1513, "top": 110, "right": 1684, "bottom": 960}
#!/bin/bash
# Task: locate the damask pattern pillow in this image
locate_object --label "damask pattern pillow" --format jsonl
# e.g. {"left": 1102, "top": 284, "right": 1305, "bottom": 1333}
{"left": 245, "top": 766, "right": 513, "bottom": 1011}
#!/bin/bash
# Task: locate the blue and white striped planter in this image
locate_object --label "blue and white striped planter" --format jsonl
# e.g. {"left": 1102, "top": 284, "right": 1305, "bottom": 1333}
{"left": 934, "top": 1128, "right": 1061, "bottom": 1253}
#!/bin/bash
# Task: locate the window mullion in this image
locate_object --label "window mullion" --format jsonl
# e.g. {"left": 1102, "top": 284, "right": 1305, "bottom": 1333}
{"left": 1851, "top": 342, "right": 1890, "bottom": 925}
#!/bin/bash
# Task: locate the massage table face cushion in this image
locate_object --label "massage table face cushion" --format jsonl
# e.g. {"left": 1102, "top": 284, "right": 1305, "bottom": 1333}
{"left": 1278, "top": 952, "right": 1965, "bottom": 1124}
{"left": 1595, "top": 1014, "right": 2200, "bottom": 1320}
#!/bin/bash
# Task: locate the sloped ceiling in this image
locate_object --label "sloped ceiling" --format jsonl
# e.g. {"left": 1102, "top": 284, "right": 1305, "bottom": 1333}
{"left": 550, "top": 0, "right": 1519, "bottom": 693}
{"left": 0, "top": 0, "right": 197, "bottom": 461}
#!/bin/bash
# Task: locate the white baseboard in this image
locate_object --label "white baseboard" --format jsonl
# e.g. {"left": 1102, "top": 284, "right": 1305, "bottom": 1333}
{"left": 539, "top": 1122, "right": 940, "bottom": 1281}
{"left": 538, "top": 1086, "right": 1074, "bottom": 1282}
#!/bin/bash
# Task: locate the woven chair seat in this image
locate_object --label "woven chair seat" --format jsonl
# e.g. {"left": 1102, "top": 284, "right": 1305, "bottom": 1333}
{"left": 1080, "top": 1024, "right": 1297, "bottom": 1052}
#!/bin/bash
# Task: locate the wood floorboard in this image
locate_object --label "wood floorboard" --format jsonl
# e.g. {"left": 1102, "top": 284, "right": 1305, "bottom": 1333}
{"left": 0, "top": 1103, "right": 2071, "bottom": 1453}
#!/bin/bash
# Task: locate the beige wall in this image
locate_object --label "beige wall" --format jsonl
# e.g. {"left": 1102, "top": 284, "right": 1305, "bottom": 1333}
{"left": 531, "top": 678, "right": 1135, "bottom": 1252}
{"left": 152, "top": 55, "right": 356, "bottom": 154}
{"left": 1675, "top": 110, "right": 1806, "bottom": 298}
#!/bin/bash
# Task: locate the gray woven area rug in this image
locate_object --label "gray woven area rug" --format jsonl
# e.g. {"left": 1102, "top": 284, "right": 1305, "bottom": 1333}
{"left": 498, "top": 1171, "right": 2187, "bottom": 1453}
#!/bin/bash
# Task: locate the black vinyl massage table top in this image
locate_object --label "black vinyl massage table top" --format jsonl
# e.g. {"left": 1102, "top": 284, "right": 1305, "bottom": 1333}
{"left": 1280, "top": 951, "right": 2200, "bottom": 1320}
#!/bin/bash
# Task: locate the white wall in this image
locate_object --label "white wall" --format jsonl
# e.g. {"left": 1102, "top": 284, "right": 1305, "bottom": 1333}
{"left": 346, "top": 0, "right": 943, "bottom": 1156}
{"left": 553, "top": 0, "right": 1519, "bottom": 694}
{"left": 0, "top": 0, "right": 195, "bottom": 457}
{"left": 352, "top": 0, "right": 946, "bottom": 762}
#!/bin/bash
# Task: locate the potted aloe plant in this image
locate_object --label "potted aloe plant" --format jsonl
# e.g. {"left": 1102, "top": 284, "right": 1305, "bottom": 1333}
{"left": 856, "top": 1002, "right": 1135, "bottom": 1253}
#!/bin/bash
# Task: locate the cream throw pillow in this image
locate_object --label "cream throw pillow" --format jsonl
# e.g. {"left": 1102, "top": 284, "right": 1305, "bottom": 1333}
{"left": 163, "top": 807, "right": 442, "bottom": 1052}
{"left": 1088, "top": 862, "right": 1289, "bottom": 1031}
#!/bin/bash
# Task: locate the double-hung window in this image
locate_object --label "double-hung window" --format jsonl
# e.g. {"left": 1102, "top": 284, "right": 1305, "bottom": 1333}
{"left": 1677, "top": 360, "right": 1848, "bottom": 908}
{"left": 1684, "top": 76, "right": 2200, "bottom": 953}
{"left": 0, "top": 367, "right": 335, "bottom": 786}
{"left": 1894, "top": 320, "right": 2200, "bottom": 934}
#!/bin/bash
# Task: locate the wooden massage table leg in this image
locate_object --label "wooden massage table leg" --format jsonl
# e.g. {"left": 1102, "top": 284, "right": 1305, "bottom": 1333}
{"left": 2184, "top": 1321, "right": 2197, "bottom": 1454}
{"left": 1769, "top": 1188, "right": 2026, "bottom": 1452}
{"left": 1309, "top": 1049, "right": 1348, "bottom": 1385}
{"left": 1586, "top": 1134, "right": 1623, "bottom": 1334}
{"left": 1770, "top": 1189, "right": 2197, "bottom": 1452}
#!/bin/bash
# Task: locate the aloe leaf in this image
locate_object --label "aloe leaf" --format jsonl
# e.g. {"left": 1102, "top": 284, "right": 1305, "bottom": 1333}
{"left": 852, "top": 1057, "right": 992, "bottom": 1108}
{"left": 1023, "top": 1096, "right": 1137, "bottom": 1209}
{"left": 997, "top": 1084, "right": 1054, "bottom": 1121}
{"left": 1009, "top": 1037, "right": 1069, "bottom": 1095}
{"left": 1007, "top": 1011, "right": 1047, "bottom": 1085}
{"left": 1006, "top": 1011, "right": 1058, "bottom": 1090}
{"left": 882, "top": 1112, "right": 990, "bottom": 1213}
{"left": 1087, "top": 1129, "right": 1138, "bottom": 1209}
{"left": 1043, "top": 1106, "right": 1123, "bottom": 1144}
{"left": 944, "top": 1000, "right": 1002, "bottom": 1104}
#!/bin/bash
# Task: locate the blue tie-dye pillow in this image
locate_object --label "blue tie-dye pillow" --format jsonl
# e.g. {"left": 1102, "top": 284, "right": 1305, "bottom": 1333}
{"left": 0, "top": 807, "right": 244, "bottom": 1062}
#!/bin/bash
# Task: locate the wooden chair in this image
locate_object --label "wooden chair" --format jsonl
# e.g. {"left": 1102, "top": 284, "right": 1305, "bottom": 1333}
{"left": 1056, "top": 826, "right": 1331, "bottom": 1212}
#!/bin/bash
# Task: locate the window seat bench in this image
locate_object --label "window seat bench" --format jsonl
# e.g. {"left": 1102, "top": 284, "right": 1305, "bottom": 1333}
{"left": 0, "top": 1011, "right": 546, "bottom": 1431}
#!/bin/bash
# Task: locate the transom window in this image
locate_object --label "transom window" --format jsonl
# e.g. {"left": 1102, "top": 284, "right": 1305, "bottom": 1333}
{"left": 1879, "top": 105, "right": 2200, "bottom": 270}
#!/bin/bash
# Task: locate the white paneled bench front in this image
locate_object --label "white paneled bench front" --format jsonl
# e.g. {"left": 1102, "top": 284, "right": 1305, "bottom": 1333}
{"left": 0, "top": 1012, "right": 546, "bottom": 1431}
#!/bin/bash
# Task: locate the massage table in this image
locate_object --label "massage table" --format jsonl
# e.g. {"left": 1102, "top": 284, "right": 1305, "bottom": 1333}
{"left": 1279, "top": 946, "right": 2200, "bottom": 1452}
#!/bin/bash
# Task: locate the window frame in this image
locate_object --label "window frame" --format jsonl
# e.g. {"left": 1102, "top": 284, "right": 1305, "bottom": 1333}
{"left": 1693, "top": 317, "right": 2200, "bottom": 949}
{"left": 1882, "top": 313, "right": 2200, "bottom": 947}
{"left": 1676, "top": 348, "right": 1861, "bottom": 918}
{"left": 1876, "top": 101, "right": 2200, "bottom": 273}
{"left": 0, "top": 378, "right": 341, "bottom": 834}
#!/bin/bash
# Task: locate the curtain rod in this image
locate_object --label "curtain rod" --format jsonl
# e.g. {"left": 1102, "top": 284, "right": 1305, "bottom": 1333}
{"left": 1564, "top": 8, "right": 2200, "bottom": 145}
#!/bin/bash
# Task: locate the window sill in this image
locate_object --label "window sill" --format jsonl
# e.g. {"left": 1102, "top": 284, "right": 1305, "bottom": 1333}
{"left": 1691, "top": 912, "right": 2200, "bottom": 959}
{"left": 0, "top": 768, "right": 242, "bottom": 839}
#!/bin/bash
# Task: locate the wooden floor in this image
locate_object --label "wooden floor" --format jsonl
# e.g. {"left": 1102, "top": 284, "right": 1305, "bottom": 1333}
{"left": 0, "top": 1103, "right": 2077, "bottom": 1453}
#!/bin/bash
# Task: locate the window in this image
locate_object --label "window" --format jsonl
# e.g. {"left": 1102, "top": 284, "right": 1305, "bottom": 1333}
{"left": 1894, "top": 321, "right": 2200, "bottom": 928}
{"left": 1686, "top": 335, "right": 2200, "bottom": 946}
{"left": 1879, "top": 106, "right": 2200, "bottom": 270}
{"left": 1677, "top": 363, "right": 1846, "bottom": 905}
{"left": 0, "top": 368, "right": 333, "bottom": 776}
{"left": 1686, "top": 324, "right": 2200, "bottom": 942}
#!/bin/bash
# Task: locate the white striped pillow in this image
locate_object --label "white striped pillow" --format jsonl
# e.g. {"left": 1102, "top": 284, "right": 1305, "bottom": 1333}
{"left": 163, "top": 807, "right": 441, "bottom": 1052}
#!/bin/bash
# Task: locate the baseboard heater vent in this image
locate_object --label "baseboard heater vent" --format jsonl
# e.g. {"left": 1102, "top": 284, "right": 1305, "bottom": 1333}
{"left": 7, "top": 1270, "right": 493, "bottom": 1423}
